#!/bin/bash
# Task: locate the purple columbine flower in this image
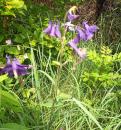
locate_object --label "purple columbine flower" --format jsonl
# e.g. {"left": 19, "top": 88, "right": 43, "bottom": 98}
{"left": 67, "top": 21, "right": 98, "bottom": 59}
{"left": 0, "top": 57, "right": 32, "bottom": 78}
{"left": 50, "top": 23, "right": 62, "bottom": 38}
{"left": 68, "top": 36, "right": 86, "bottom": 59}
{"left": 82, "top": 21, "right": 99, "bottom": 40}
{"left": 75, "top": 22, "right": 99, "bottom": 41}
{"left": 43, "top": 22, "right": 61, "bottom": 38}
{"left": 43, "top": 21, "right": 52, "bottom": 34}
{"left": 67, "top": 12, "right": 79, "bottom": 22}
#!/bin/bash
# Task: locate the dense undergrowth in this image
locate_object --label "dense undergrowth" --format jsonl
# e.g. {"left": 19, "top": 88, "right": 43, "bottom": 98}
{"left": 0, "top": 0, "right": 121, "bottom": 130}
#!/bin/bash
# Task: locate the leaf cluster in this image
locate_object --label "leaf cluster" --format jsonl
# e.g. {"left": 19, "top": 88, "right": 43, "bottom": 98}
{"left": 82, "top": 46, "right": 121, "bottom": 88}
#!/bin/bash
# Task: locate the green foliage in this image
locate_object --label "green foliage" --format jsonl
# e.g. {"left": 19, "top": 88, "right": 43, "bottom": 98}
{"left": 0, "top": 0, "right": 26, "bottom": 16}
{"left": 0, "top": 0, "right": 27, "bottom": 65}
{"left": 0, "top": 74, "right": 8, "bottom": 82}
{"left": 73, "top": 98, "right": 103, "bottom": 130}
{"left": 0, "top": 90, "right": 23, "bottom": 113}
{"left": 0, "top": 0, "right": 121, "bottom": 130}
{"left": 82, "top": 46, "right": 121, "bottom": 87}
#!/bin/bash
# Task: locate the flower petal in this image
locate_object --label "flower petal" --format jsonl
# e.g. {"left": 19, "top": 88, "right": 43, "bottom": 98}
{"left": 77, "top": 48, "right": 87, "bottom": 59}
{"left": 55, "top": 23, "right": 61, "bottom": 38}
{"left": 85, "top": 30, "right": 94, "bottom": 40}
{"left": 6, "top": 55, "right": 11, "bottom": 64}
{"left": 16, "top": 65, "right": 28, "bottom": 76}
{"left": 76, "top": 27, "right": 87, "bottom": 41}
{"left": 82, "top": 21, "right": 99, "bottom": 40}
{"left": 67, "top": 12, "right": 79, "bottom": 22}
{"left": 0, "top": 64, "right": 13, "bottom": 75}
{"left": 43, "top": 21, "right": 52, "bottom": 34}
{"left": 82, "top": 21, "right": 99, "bottom": 33}
{"left": 68, "top": 38, "right": 86, "bottom": 59}
{"left": 50, "top": 24, "right": 56, "bottom": 37}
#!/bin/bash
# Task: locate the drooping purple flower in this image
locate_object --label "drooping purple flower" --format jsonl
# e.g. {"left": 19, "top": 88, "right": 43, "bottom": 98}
{"left": 43, "top": 21, "right": 52, "bottom": 34}
{"left": 82, "top": 21, "right": 99, "bottom": 40}
{"left": 43, "top": 22, "right": 61, "bottom": 38}
{"left": 67, "top": 12, "right": 79, "bottom": 22}
{"left": 67, "top": 6, "right": 79, "bottom": 22}
{"left": 67, "top": 21, "right": 98, "bottom": 59}
{"left": 0, "top": 57, "right": 32, "bottom": 78}
{"left": 68, "top": 37, "right": 86, "bottom": 59}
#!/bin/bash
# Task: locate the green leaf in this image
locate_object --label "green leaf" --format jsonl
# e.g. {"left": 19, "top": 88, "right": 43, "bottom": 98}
{"left": 0, "top": 35, "right": 4, "bottom": 42}
{"left": 5, "top": 47, "right": 20, "bottom": 55}
{"left": 29, "top": 40, "right": 36, "bottom": 46}
{"left": 0, "top": 108, "right": 5, "bottom": 119}
{"left": 52, "top": 61, "right": 61, "bottom": 66}
{"left": 1, "top": 123, "right": 28, "bottom": 130}
{"left": 14, "top": 35, "right": 24, "bottom": 43}
{"left": 1, "top": 11, "right": 15, "bottom": 16}
{"left": 0, "top": 90, "right": 23, "bottom": 112}
{"left": 6, "top": 0, "right": 25, "bottom": 9}
{"left": 38, "top": 70, "right": 55, "bottom": 85}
